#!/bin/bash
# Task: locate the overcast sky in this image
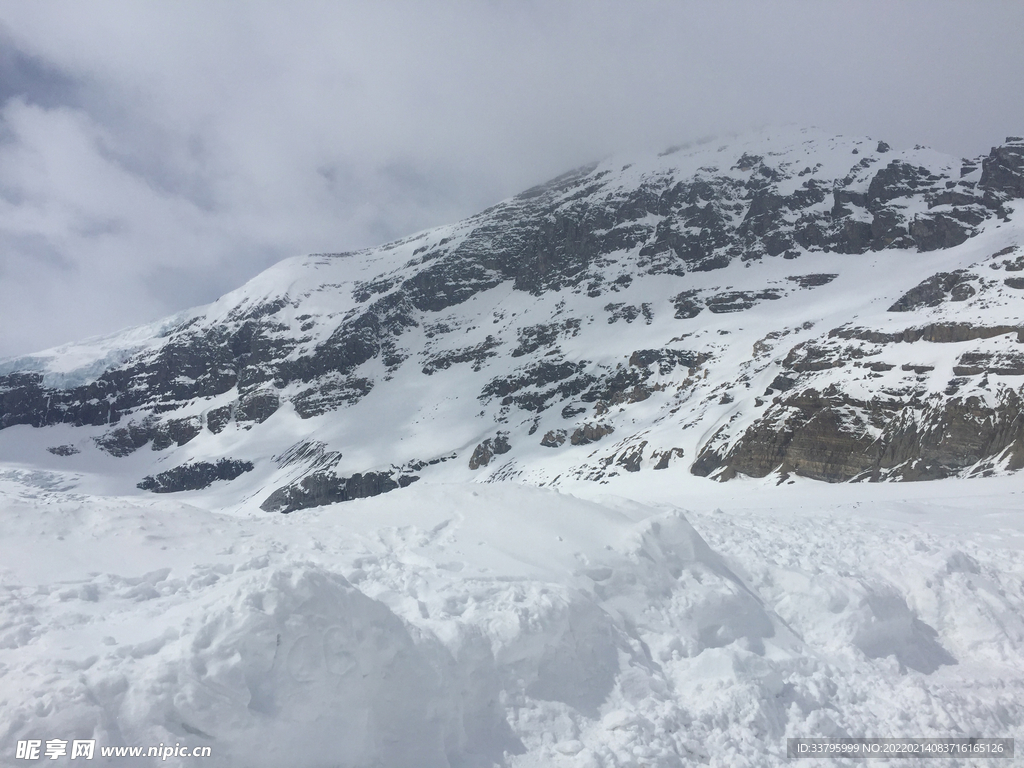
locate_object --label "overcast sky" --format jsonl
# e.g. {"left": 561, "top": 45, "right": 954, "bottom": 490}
{"left": 1, "top": 2, "right": 1022, "bottom": 358}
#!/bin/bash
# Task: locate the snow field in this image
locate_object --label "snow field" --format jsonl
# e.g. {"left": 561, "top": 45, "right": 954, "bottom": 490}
{"left": 2, "top": 473, "right": 1023, "bottom": 767}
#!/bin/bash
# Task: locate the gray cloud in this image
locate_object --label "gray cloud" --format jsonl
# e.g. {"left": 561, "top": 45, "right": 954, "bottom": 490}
{"left": 0, "top": 31, "right": 81, "bottom": 110}
{"left": 0, "top": 1, "right": 1022, "bottom": 357}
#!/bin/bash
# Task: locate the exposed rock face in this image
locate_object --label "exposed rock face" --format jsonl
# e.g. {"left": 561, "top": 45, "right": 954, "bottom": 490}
{"left": 423, "top": 336, "right": 502, "bottom": 374}
{"left": 672, "top": 290, "right": 703, "bottom": 319}
{"left": 604, "top": 302, "right": 653, "bottom": 324}
{"left": 235, "top": 390, "right": 280, "bottom": 424}
{"left": 511, "top": 319, "right": 581, "bottom": 357}
{"left": 908, "top": 214, "right": 972, "bottom": 252}
{"left": 260, "top": 469, "right": 419, "bottom": 514}
{"left": 540, "top": 429, "right": 567, "bottom": 447}
{"left": 46, "top": 444, "right": 79, "bottom": 456}
{"left": 706, "top": 290, "right": 781, "bottom": 314}
{"left": 469, "top": 434, "right": 512, "bottom": 469}
{"left": 787, "top": 273, "right": 837, "bottom": 288}
{"left": 291, "top": 376, "right": 373, "bottom": 418}
{"left": 570, "top": 423, "right": 614, "bottom": 445}
{"left": 980, "top": 137, "right": 1024, "bottom": 198}
{"left": 93, "top": 416, "right": 203, "bottom": 456}
{"left": 652, "top": 447, "right": 684, "bottom": 470}
{"left": 696, "top": 384, "right": 1024, "bottom": 482}
{"left": 481, "top": 360, "right": 593, "bottom": 412}
{"left": 954, "top": 351, "right": 1024, "bottom": 377}
{"left": 615, "top": 441, "right": 647, "bottom": 471}
{"left": 93, "top": 419, "right": 159, "bottom": 457}
{"left": 829, "top": 323, "right": 1023, "bottom": 345}
{"left": 153, "top": 417, "right": 203, "bottom": 450}
{"left": 138, "top": 459, "right": 253, "bottom": 493}
{"left": 888, "top": 271, "right": 976, "bottom": 311}
{"left": 206, "top": 405, "right": 232, "bottom": 433}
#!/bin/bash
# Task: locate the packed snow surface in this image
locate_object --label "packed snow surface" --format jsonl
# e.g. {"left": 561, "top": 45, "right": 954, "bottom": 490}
{"left": 1, "top": 470, "right": 1022, "bottom": 767}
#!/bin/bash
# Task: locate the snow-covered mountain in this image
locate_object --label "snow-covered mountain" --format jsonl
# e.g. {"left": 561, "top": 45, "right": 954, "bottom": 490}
{"left": 3, "top": 127, "right": 1024, "bottom": 767}
{"left": 1, "top": 127, "right": 1023, "bottom": 511}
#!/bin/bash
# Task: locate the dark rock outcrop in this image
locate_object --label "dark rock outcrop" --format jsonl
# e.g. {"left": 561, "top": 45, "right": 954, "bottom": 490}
{"left": 206, "top": 404, "right": 232, "bottom": 433}
{"left": 47, "top": 444, "right": 79, "bottom": 456}
{"left": 604, "top": 302, "right": 653, "bottom": 324}
{"left": 953, "top": 351, "right": 1024, "bottom": 376}
{"left": 481, "top": 360, "right": 595, "bottom": 413}
{"left": 671, "top": 290, "right": 704, "bottom": 319}
{"left": 652, "top": 447, "right": 684, "bottom": 470}
{"left": 705, "top": 290, "right": 781, "bottom": 314}
{"left": 614, "top": 441, "right": 648, "bottom": 472}
{"left": 830, "top": 323, "right": 1023, "bottom": 345}
{"left": 137, "top": 458, "right": 253, "bottom": 493}
{"left": 787, "top": 273, "right": 837, "bottom": 289}
{"left": 540, "top": 429, "right": 567, "bottom": 448}
{"left": 901, "top": 364, "right": 935, "bottom": 375}
{"left": 908, "top": 214, "right": 971, "bottom": 252}
{"left": 693, "top": 388, "right": 1024, "bottom": 482}
{"left": 979, "top": 137, "right": 1024, "bottom": 198}
{"left": 235, "top": 390, "right": 280, "bottom": 424}
{"left": 626, "top": 349, "right": 708, "bottom": 375}
{"left": 423, "top": 336, "right": 502, "bottom": 374}
{"left": 511, "top": 319, "right": 580, "bottom": 358}
{"left": 94, "top": 418, "right": 161, "bottom": 457}
{"left": 888, "top": 271, "right": 976, "bottom": 311}
{"left": 570, "top": 423, "right": 614, "bottom": 445}
{"left": 469, "top": 434, "right": 512, "bottom": 469}
{"left": 260, "top": 469, "right": 418, "bottom": 513}
{"left": 291, "top": 377, "right": 373, "bottom": 418}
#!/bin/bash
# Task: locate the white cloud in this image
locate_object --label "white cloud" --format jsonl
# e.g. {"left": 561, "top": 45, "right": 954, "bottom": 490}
{"left": 0, "top": 1, "right": 1022, "bottom": 356}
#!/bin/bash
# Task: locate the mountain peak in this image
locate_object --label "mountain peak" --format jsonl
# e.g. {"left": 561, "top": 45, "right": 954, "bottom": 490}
{"left": 1, "top": 128, "right": 1023, "bottom": 508}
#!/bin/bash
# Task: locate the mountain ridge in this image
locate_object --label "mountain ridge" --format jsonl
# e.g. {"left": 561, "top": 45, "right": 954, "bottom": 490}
{"left": 1, "top": 126, "right": 1023, "bottom": 509}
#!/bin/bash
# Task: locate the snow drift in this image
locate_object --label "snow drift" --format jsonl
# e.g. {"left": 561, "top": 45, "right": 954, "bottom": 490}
{"left": 2, "top": 473, "right": 1023, "bottom": 767}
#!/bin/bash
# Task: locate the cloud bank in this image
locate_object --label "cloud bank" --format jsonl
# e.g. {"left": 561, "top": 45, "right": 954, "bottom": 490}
{"left": 0, "top": 1, "right": 1022, "bottom": 357}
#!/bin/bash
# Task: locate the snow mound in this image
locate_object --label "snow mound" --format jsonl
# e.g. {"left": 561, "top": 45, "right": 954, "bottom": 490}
{"left": 1, "top": 479, "right": 1023, "bottom": 766}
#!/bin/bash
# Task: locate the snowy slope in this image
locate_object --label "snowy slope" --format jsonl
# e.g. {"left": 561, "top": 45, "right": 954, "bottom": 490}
{"left": 2, "top": 127, "right": 1024, "bottom": 766}
{"left": 1, "top": 128, "right": 1023, "bottom": 511}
